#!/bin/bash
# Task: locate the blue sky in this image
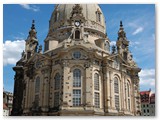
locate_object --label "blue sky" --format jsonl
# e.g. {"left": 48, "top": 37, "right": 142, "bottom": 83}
{"left": 3, "top": 4, "right": 155, "bottom": 93}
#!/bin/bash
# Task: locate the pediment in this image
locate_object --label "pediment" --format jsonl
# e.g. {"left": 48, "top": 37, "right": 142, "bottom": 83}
{"left": 26, "top": 53, "right": 51, "bottom": 65}
{"left": 109, "top": 54, "right": 128, "bottom": 66}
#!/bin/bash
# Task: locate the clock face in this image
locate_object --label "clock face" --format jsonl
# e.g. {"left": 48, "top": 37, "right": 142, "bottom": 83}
{"left": 122, "top": 44, "right": 125, "bottom": 49}
{"left": 75, "top": 21, "right": 80, "bottom": 27}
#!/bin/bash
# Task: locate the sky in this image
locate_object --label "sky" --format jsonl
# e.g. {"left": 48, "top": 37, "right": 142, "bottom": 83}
{"left": 3, "top": 4, "right": 155, "bottom": 93}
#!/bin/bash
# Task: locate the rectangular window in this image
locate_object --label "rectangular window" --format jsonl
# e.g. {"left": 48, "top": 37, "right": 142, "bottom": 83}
{"left": 54, "top": 92, "right": 59, "bottom": 107}
{"left": 97, "top": 13, "right": 101, "bottom": 22}
{"left": 54, "top": 73, "right": 60, "bottom": 90}
{"left": 73, "top": 70, "right": 81, "bottom": 87}
{"left": 128, "top": 99, "right": 130, "bottom": 110}
{"left": 144, "top": 109, "right": 146, "bottom": 113}
{"left": 147, "top": 109, "right": 149, "bottom": 113}
{"left": 115, "top": 95, "right": 119, "bottom": 110}
{"left": 94, "top": 92, "right": 100, "bottom": 108}
{"left": 114, "top": 82, "right": 119, "bottom": 93}
{"left": 35, "top": 80, "right": 40, "bottom": 93}
{"left": 94, "top": 74, "right": 99, "bottom": 91}
{"left": 73, "top": 90, "right": 81, "bottom": 106}
{"left": 35, "top": 95, "right": 39, "bottom": 107}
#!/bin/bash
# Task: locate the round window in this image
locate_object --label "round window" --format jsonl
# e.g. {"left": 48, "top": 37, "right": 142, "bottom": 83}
{"left": 73, "top": 51, "right": 81, "bottom": 59}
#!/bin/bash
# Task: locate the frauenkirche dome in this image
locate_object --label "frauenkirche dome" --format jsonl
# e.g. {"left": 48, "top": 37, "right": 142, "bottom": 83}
{"left": 50, "top": 4, "right": 106, "bottom": 34}
{"left": 44, "top": 4, "right": 108, "bottom": 52}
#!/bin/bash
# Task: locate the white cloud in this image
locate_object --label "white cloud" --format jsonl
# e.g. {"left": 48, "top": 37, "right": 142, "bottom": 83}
{"left": 130, "top": 41, "right": 140, "bottom": 45}
{"left": 20, "top": 4, "right": 40, "bottom": 12}
{"left": 110, "top": 41, "right": 116, "bottom": 46}
{"left": 3, "top": 40, "right": 25, "bottom": 66}
{"left": 139, "top": 69, "right": 155, "bottom": 88}
{"left": 132, "top": 27, "right": 143, "bottom": 35}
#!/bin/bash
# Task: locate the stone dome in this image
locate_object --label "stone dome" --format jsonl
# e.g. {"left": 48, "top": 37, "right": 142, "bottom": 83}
{"left": 49, "top": 4, "right": 106, "bottom": 35}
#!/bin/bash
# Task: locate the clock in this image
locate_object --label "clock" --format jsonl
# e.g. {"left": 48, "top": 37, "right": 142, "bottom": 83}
{"left": 75, "top": 21, "right": 80, "bottom": 27}
{"left": 122, "top": 44, "right": 125, "bottom": 49}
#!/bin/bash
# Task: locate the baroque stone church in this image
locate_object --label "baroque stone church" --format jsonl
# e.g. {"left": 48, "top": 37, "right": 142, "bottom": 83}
{"left": 12, "top": 4, "right": 141, "bottom": 116}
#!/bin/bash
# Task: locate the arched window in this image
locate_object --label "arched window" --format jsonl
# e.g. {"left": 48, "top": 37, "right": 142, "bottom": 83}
{"left": 73, "top": 69, "right": 81, "bottom": 87}
{"left": 94, "top": 73, "right": 100, "bottom": 108}
{"left": 54, "top": 11, "right": 59, "bottom": 22}
{"left": 127, "top": 82, "right": 131, "bottom": 110}
{"left": 96, "top": 9, "right": 101, "bottom": 23}
{"left": 98, "top": 12, "right": 101, "bottom": 22}
{"left": 94, "top": 73, "right": 99, "bottom": 90}
{"left": 114, "top": 78, "right": 119, "bottom": 94}
{"left": 54, "top": 73, "right": 60, "bottom": 90}
{"left": 75, "top": 30, "right": 80, "bottom": 39}
{"left": 35, "top": 76, "right": 40, "bottom": 93}
{"left": 127, "top": 83, "right": 130, "bottom": 97}
{"left": 114, "top": 77, "right": 119, "bottom": 110}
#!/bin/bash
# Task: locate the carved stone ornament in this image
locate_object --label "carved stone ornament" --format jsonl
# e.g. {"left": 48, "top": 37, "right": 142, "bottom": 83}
{"left": 71, "top": 4, "right": 83, "bottom": 17}
{"left": 35, "top": 60, "right": 41, "bottom": 69}
{"left": 63, "top": 61, "right": 69, "bottom": 67}
{"left": 26, "top": 63, "right": 35, "bottom": 79}
{"left": 84, "top": 62, "right": 90, "bottom": 68}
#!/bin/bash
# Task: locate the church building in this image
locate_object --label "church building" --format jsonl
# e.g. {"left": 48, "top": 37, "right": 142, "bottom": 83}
{"left": 12, "top": 4, "right": 141, "bottom": 116}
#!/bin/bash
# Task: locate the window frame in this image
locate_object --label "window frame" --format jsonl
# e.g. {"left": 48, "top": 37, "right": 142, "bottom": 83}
{"left": 35, "top": 76, "right": 40, "bottom": 94}
{"left": 94, "top": 92, "right": 100, "bottom": 108}
{"left": 127, "top": 81, "right": 131, "bottom": 111}
{"left": 94, "top": 73, "right": 99, "bottom": 91}
{"left": 114, "top": 77, "right": 119, "bottom": 94}
{"left": 73, "top": 69, "right": 81, "bottom": 87}
{"left": 54, "top": 73, "right": 61, "bottom": 90}
{"left": 75, "top": 30, "right": 80, "bottom": 39}
{"left": 54, "top": 92, "right": 60, "bottom": 107}
{"left": 73, "top": 51, "right": 81, "bottom": 59}
{"left": 114, "top": 77, "right": 120, "bottom": 110}
{"left": 73, "top": 89, "right": 81, "bottom": 106}
{"left": 96, "top": 9, "right": 101, "bottom": 23}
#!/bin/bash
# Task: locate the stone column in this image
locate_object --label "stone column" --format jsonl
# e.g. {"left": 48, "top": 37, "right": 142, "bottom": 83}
{"left": 110, "top": 71, "right": 113, "bottom": 109}
{"left": 42, "top": 68, "right": 51, "bottom": 112}
{"left": 104, "top": 68, "right": 110, "bottom": 112}
{"left": 120, "top": 74, "right": 124, "bottom": 112}
{"left": 85, "top": 65, "right": 93, "bottom": 110}
{"left": 62, "top": 60, "right": 70, "bottom": 108}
